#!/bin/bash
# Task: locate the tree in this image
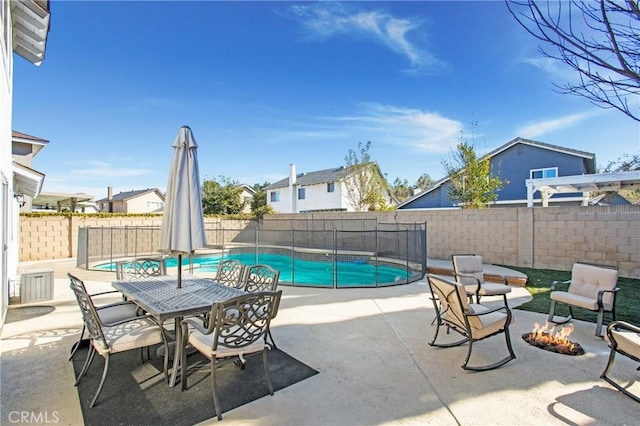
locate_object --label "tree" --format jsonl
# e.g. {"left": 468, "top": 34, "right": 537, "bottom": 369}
{"left": 250, "top": 182, "right": 275, "bottom": 219}
{"left": 602, "top": 153, "right": 640, "bottom": 203}
{"left": 414, "top": 173, "right": 434, "bottom": 192}
{"left": 506, "top": 0, "right": 640, "bottom": 121}
{"left": 442, "top": 141, "right": 505, "bottom": 209}
{"left": 390, "top": 177, "right": 414, "bottom": 202}
{"left": 341, "top": 141, "right": 390, "bottom": 211}
{"left": 201, "top": 176, "right": 245, "bottom": 215}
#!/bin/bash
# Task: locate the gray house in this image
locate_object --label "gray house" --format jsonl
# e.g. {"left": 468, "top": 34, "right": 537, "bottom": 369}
{"left": 398, "top": 137, "right": 596, "bottom": 209}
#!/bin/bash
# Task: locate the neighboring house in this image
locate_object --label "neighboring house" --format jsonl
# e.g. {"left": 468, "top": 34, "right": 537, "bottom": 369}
{"left": 266, "top": 163, "right": 393, "bottom": 213}
{"left": 96, "top": 187, "right": 165, "bottom": 213}
{"left": 239, "top": 184, "right": 256, "bottom": 213}
{"left": 398, "top": 137, "right": 597, "bottom": 209}
{"left": 1, "top": 0, "right": 52, "bottom": 325}
{"left": 589, "top": 192, "right": 632, "bottom": 206}
{"left": 12, "top": 130, "right": 47, "bottom": 212}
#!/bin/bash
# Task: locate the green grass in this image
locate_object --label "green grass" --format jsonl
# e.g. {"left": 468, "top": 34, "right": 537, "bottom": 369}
{"left": 502, "top": 266, "right": 640, "bottom": 325}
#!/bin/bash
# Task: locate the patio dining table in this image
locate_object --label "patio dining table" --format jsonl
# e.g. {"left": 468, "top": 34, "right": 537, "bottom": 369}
{"left": 112, "top": 273, "right": 246, "bottom": 387}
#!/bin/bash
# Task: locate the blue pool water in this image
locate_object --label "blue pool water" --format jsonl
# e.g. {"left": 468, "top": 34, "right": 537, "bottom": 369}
{"left": 97, "top": 253, "right": 410, "bottom": 287}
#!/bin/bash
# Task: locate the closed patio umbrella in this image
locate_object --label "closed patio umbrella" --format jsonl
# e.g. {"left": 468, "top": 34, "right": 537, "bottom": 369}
{"left": 160, "top": 125, "right": 207, "bottom": 288}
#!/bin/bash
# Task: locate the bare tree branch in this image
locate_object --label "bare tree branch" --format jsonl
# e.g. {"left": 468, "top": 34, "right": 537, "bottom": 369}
{"left": 506, "top": 0, "right": 640, "bottom": 121}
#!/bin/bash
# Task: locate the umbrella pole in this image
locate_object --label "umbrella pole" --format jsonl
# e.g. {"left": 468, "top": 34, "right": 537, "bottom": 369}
{"left": 177, "top": 254, "right": 182, "bottom": 288}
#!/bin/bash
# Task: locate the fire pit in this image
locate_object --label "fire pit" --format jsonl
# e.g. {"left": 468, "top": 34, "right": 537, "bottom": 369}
{"left": 522, "top": 321, "right": 585, "bottom": 356}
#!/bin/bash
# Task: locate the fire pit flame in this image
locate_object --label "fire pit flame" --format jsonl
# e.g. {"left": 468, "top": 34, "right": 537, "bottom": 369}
{"left": 522, "top": 321, "right": 585, "bottom": 356}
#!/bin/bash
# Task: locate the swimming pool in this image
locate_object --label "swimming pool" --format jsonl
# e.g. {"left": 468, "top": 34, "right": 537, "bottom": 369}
{"left": 97, "top": 252, "right": 413, "bottom": 288}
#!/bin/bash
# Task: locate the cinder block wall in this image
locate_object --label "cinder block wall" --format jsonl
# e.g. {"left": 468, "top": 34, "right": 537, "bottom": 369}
{"left": 264, "top": 205, "right": 640, "bottom": 279}
{"left": 19, "top": 205, "right": 640, "bottom": 278}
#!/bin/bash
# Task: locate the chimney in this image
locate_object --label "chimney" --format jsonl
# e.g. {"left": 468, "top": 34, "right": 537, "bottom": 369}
{"left": 107, "top": 186, "right": 113, "bottom": 213}
{"left": 289, "top": 164, "right": 296, "bottom": 213}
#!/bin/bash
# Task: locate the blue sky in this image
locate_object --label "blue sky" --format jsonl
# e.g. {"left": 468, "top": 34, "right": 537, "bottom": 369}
{"left": 12, "top": 1, "right": 640, "bottom": 200}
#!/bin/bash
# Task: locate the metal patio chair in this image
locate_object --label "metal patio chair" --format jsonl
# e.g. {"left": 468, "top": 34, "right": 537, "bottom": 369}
{"left": 426, "top": 273, "right": 516, "bottom": 371}
{"left": 179, "top": 290, "right": 282, "bottom": 420}
{"left": 548, "top": 263, "right": 619, "bottom": 336}
{"left": 452, "top": 254, "right": 511, "bottom": 304}
{"left": 115, "top": 257, "right": 167, "bottom": 280}
{"left": 69, "top": 273, "right": 169, "bottom": 408}
{"left": 214, "top": 259, "right": 247, "bottom": 289}
{"left": 600, "top": 320, "right": 640, "bottom": 403}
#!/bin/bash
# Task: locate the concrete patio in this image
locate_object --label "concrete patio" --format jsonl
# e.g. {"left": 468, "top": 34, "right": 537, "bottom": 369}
{"left": 1, "top": 258, "right": 638, "bottom": 425}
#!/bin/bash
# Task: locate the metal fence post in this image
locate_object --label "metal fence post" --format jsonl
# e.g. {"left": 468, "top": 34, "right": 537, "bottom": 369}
{"left": 333, "top": 227, "right": 337, "bottom": 289}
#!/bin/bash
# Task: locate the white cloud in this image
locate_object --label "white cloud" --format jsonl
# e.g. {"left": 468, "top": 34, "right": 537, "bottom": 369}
{"left": 72, "top": 161, "right": 152, "bottom": 178}
{"left": 516, "top": 111, "right": 597, "bottom": 138}
{"left": 287, "top": 2, "right": 441, "bottom": 71}
{"left": 337, "top": 102, "right": 462, "bottom": 153}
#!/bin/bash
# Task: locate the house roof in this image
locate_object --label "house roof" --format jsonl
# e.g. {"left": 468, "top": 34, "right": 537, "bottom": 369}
{"left": 265, "top": 166, "right": 349, "bottom": 190}
{"left": 397, "top": 137, "right": 597, "bottom": 208}
{"left": 96, "top": 188, "right": 165, "bottom": 203}
{"left": 12, "top": 130, "right": 49, "bottom": 157}
{"left": 11, "top": 0, "right": 51, "bottom": 66}
{"left": 12, "top": 161, "right": 45, "bottom": 198}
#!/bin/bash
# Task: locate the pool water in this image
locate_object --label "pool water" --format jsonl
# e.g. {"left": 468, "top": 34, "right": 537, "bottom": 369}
{"left": 98, "top": 253, "right": 410, "bottom": 287}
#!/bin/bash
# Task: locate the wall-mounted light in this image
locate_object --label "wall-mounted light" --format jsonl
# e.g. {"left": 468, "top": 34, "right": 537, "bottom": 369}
{"left": 14, "top": 193, "right": 26, "bottom": 208}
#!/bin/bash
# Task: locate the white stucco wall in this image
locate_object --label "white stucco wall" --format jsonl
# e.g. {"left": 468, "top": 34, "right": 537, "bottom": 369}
{"left": 1, "top": 0, "right": 15, "bottom": 323}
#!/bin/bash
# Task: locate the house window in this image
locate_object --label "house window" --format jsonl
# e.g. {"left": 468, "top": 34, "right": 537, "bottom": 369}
{"left": 327, "top": 182, "right": 335, "bottom": 192}
{"left": 298, "top": 188, "right": 306, "bottom": 200}
{"left": 270, "top": 191, "right": 280, "bottom": 202}
{"left": 530, "top": 167, "right": 558, "bottom": 179}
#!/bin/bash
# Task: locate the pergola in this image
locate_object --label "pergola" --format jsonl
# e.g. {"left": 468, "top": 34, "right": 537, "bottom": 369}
{"left": 525, "top": 171, "right": 640, "bottom": 207}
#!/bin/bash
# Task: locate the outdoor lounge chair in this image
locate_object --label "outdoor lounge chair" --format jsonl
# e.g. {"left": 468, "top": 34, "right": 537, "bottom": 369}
{"left": 426, "top": 273, "right": 516, "bottom": 371}
{"left": 115, "top": 257, "right": 167, "bottom": 280}
{"left": 180, "top": 290, "right": 282, "bottom": 420}
{"left": 548, "top": 263, "right": 619, "bottom": 337}
{"left": 452, "top": 254, "right": 511, "bottom": 304}
{"left": 214, "top": 259, "right": 247, "bottom": 289}
{"left": 69, "top": 273, "right": 169, "bottom": 408}
{"left": 600, "top": 320, "right": 640, "bottom": 403}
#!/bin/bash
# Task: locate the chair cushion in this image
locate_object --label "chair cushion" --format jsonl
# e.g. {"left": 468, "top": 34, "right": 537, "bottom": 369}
{"left": 568, "top": 264, "right": 618, "bottom": 306}
{"left": 466, "top": 303, "right": 509, "bottom": 339}
{"left": 186, "top": 324, "right": 265, "bottom": 359}
{"left": 453, "top": 256, "right": 484, "bottom": 286}
{"left": 550, "top": 290, "right": 613, "bottom": 311}
{"left": 96, "top": 302, "right": 139, "bottom": 325}
{"left": 611, "top": 330, "right": 640, "bottom": 359}
{"left": 96, "top": 317, "right": 164, "bottom": 354}
{"left": 465, "top": 283, "right": 511, "bottom": 296}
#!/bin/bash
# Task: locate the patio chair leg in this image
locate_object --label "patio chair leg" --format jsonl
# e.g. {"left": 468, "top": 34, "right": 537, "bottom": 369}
{"left": 211, "top": 359, "right": 223, "bottom": 421}
{"left": 267, "top": 330, "right": 277, "bottom": 349}
{"left": 548, "top": 301, "right": 573, "bottom": 325}
{"left": 75, "top": 345, "right": 96, "bottom": 385}
{"left": 595, "top": 309, "right": 604, "bottom": 337}
{"left": 89, "top": 354, "right": 110, "bottom": 408}
{"left": 69, "top": 324, "right": 86, "bottom": 361}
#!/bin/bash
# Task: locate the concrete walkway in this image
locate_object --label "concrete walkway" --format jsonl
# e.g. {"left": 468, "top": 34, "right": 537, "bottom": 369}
{"left": 1, "top": 259, "right": 637, "bottom": 425}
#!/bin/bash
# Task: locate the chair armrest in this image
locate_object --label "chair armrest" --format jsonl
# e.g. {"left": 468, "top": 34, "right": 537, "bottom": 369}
{"left": 607, "top": 320, "right": 640, "bottom": 335}
{"left": 597, "top": 287, "right": 620, "bottom": 308}
{"left": 454, "top": 272, "right": 482, "bottom": 293}
{"left": 550, "top": 279, "right": 571, "bottom": 291}
{"left": 181, "top": 317, "right": 208, "bottom": 335}
{"left": 89, "top": 290, "right": 121, "bottom": 297}
{"left": 464, "top": 305, "right": 510, "bottom": 317}
{"left": 101, "top": 313, "right": 158, "bottom": 327}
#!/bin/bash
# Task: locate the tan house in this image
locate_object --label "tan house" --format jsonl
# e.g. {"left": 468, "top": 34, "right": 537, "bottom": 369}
{"left": 97, "top": 187, "right": 165, "bottom": 213}
{"left": 240, "top": 184, "right": 256, "bottom": 213}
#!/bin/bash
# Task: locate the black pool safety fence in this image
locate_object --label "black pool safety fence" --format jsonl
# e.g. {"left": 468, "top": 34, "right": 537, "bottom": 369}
{"left": 77, "top": 219, "right": 427, "bottom": 289}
